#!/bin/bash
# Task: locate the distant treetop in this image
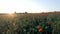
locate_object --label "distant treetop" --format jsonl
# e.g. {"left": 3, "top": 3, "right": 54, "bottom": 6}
{"left": 25, "top": 12, "right": 28, "bottom": 14}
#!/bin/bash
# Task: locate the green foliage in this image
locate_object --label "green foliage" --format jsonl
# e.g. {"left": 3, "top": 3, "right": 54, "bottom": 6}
{"left": 0, "top": 13, "right": 60, "bottom": 34}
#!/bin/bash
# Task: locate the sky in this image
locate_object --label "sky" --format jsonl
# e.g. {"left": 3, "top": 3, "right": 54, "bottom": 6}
{"left": 0, "top": 0, "right": 60, "bottom": 13}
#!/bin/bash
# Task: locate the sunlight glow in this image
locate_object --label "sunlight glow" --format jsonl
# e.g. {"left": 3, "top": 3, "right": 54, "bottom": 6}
{"left": 0, "top": 0, "right": 41, "bottom": 13}
{"left": 7, "top": 11, "right": 14, "bottom": 14}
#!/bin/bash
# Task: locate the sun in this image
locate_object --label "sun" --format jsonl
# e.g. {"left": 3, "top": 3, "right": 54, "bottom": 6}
{"left": 7, "top": 11, "right": 15, "bottom": 14}
{"left": 7, "top": 11, "right": 16, "bottom": 17}
{"left": 8, "top": 12, "right": 14, "bottom": 14}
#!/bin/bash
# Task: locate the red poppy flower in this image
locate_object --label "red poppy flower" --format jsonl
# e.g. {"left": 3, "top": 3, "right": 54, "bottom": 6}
{"left": 38, "top": 28, "right": 43, "bottom": 32}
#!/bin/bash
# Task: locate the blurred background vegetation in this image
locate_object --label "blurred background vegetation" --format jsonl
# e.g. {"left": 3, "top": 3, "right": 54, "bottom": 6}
{"left": 0, "top": 12, "right": 60, "bottom": 34}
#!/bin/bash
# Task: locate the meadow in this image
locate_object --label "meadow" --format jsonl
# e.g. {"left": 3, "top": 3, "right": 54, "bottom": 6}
{"left": 0, "top": 12, "right": 60, "bottom": 34}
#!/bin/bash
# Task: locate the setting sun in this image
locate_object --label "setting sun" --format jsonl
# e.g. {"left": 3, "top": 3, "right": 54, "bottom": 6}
{"left": 6, "top": 11, "right": 16, "bottom": 14}
{"left": 7, "top": 11, "right": 14, "bottom": 14}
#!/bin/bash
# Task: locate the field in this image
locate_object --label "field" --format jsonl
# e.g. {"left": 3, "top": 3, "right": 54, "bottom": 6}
{"left": 0, "top": 12, "right": 60, "bottom": 34}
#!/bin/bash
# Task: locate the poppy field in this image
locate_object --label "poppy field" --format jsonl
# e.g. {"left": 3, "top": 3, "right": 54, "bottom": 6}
{"left": 0, "top": 12, "right": 60, "bottom": 34}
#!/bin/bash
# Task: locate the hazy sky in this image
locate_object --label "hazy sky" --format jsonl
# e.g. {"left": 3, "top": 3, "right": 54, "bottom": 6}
{"left": 0, "top": 0, "right": 60, "bottom": 13}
